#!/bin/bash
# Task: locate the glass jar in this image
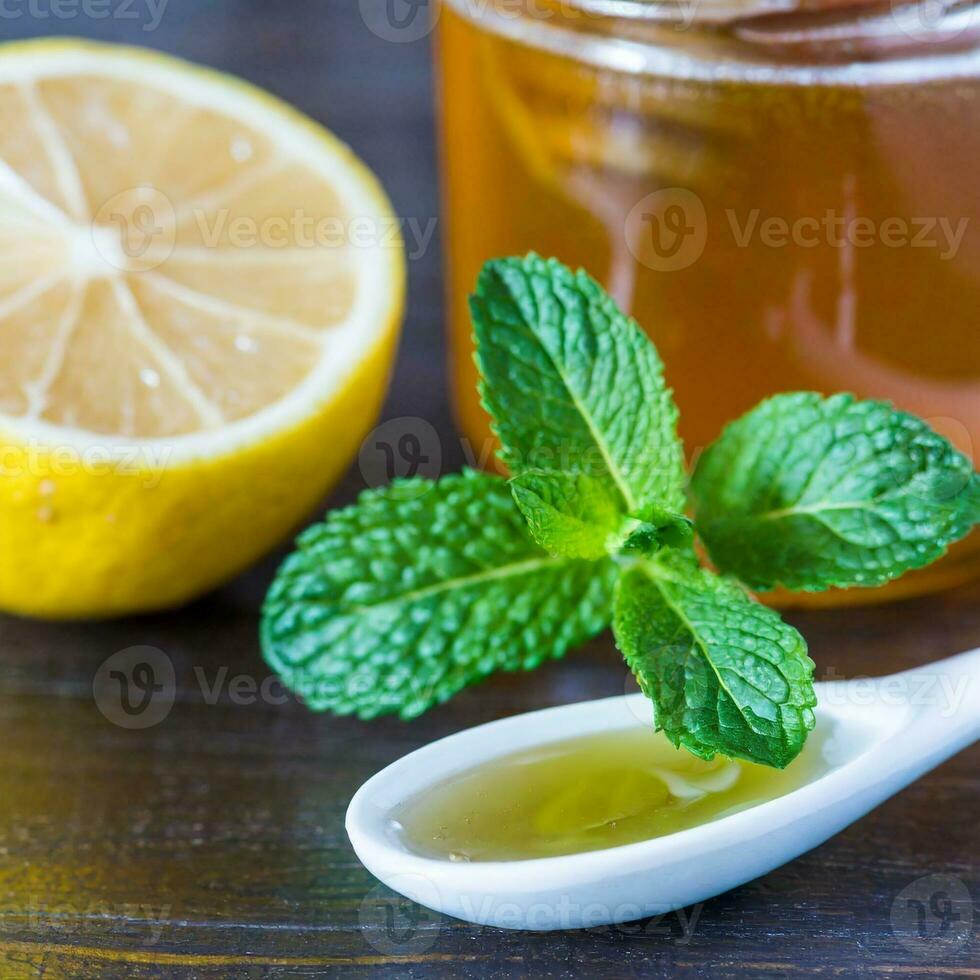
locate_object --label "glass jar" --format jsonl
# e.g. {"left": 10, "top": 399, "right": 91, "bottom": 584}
{"left": 435, "top": 0, "right": 980, "bottom": 603}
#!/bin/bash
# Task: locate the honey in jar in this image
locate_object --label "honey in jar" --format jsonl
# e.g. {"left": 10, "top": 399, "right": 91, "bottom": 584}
{"left": 436, "top": 0, "right": 980, "bottom": 601}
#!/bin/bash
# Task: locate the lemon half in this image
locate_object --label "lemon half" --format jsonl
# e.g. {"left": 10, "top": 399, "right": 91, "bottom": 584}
{"left": 0, "top": 40, "right": 405, "bottom": 618}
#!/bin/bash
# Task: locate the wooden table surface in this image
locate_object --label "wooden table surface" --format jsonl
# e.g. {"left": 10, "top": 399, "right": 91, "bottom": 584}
{"left": 0, "top": 3, "right": 977, "bottom": 977}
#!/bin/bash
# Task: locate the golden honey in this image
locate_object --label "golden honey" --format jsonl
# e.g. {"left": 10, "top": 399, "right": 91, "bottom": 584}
{"left": 394, "top": 725, "right": 831, "bottom": 861}
{"left": 436, "top": 0, "right": 980, "bottom": 601}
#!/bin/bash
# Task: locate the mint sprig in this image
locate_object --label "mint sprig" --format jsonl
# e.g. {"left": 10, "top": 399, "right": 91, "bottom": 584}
{"left": 261, "top": 255, "right": 980, "bottom": 769}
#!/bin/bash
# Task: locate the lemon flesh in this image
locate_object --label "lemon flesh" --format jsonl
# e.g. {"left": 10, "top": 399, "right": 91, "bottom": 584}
{"left": 0, "top": 40, "right": 405, "bottom": 618}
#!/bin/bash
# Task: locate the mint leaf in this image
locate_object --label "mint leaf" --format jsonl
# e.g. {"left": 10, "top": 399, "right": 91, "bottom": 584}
{"left": 472, "top": 255, "right": 686, "bottom": 514}
{"left": 691, "top": 392, "right": 980, "bottom": 592}
{"left": 613, "top": 553, "right": 816, "bottom": 769}
{"left": 510, "top": 470, "right": 623, "bottom": 560}
{"left": 261, "top": 470, "right": 616, "bottom": 720}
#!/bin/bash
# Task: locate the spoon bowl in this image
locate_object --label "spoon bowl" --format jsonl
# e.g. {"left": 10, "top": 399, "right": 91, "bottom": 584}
{"left": 347, "top": 649, "right": 980, "bottom": 930}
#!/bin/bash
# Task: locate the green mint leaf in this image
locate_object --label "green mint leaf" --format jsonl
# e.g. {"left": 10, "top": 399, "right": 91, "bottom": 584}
{"left": 510, "top": 469, "right": 623, "bottom": 560}
{"left": 261, "top": 470, "right": 616, "bottom": 720}
{"left": 613, "top": 553, "right": 816, "bottom": 769}
{"left": 471, "top": 254, "right": 686, "bottom": 514}
{"left": 691, "top": 392, "right": 980, "bottom": 592}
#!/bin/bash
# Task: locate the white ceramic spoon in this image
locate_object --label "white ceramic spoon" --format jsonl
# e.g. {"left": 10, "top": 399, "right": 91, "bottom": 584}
{"left": 347, "top": 648, "right": 980, "bottom": 931}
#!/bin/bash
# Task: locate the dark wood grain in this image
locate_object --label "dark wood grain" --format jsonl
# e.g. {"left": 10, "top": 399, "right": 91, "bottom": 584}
{"left": 0, "top": 3, "right": 977, "bottom": 977}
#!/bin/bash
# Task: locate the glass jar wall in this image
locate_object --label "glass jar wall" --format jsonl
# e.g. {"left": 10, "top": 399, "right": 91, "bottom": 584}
{"left": 436, "top": 0, "right": 980, "bottom": 602}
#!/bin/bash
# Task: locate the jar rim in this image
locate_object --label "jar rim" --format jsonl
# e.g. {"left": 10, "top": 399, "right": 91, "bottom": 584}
{"left": 442, "top": 0, "right": 980, "bottom": 84}
{"left": 553, "top": 0, "right": 877, "bottom": 25}
{"left": 540, "top": 0, "right": 970, "bottom": 26}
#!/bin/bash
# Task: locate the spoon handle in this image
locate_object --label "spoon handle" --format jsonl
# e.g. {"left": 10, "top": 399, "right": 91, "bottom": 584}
{"left": 877, "top": 646, "right": 980, "bottom": 770}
